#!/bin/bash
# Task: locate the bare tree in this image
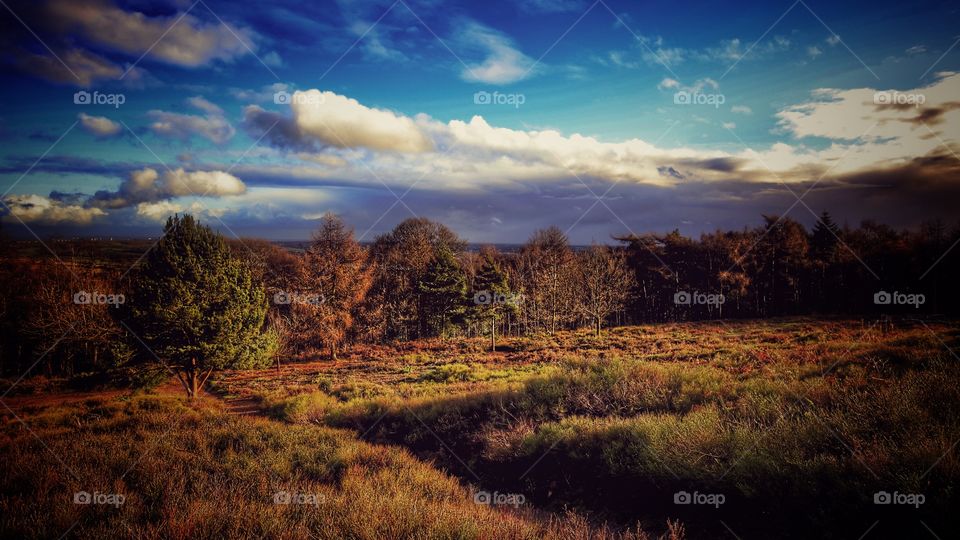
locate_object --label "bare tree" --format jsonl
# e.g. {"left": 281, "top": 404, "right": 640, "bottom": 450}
{"left": 520, "top": 227, "right": 576, "bottom": 333}
{"left": 576, "top": 245, "right": 634, "bottom": 337}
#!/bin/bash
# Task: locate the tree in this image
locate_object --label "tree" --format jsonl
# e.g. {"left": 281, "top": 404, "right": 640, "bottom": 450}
{"left": 418, "top": 244, "right": 467, "bottom": 337}
{"left": 300, "top": 213, "right": 373, "bottom": 360}
{"left": 811, "top": 211, "right": 840, "bottom": 261}
{"left": 747, "top": 216, "right": 809, "bottom": 315}
{"left": 229, "top": 238, "right": 302, "bottom": 368}
{"left": 126, "top": 215, "right": 276, "bottom": 398}
{"left": 23, "top": 263, "right": 132, "bottom": 375}
{"left": 577, "top": 245, "right": 634, "bottom": 336}
{"left": 471, "top": 247, "right": 516, "bottom": 350}
{"left": 519, "top": 227, "right": 576, "bottom": 333}
{"left": 366, "top": 218, "right": 465, "bottom": 340}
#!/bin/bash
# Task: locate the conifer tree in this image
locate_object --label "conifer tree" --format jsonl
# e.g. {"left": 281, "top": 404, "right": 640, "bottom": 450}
{"left": 126, "top": 215, "right": 276, "bottom": 398}
{"left": 301, "top": 213, "right": 373, "bottom": 360}
{"left": 472, "top": 249, "right": 516, "bottom": 350}
{"left": 418, "top": 244, "right": 467, "bottom": 337}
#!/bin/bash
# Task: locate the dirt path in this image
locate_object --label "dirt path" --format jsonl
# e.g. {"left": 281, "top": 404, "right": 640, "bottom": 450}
{"left": 221, "top": 394, "right": 267, "bottom": 416}
{"left": 1, "top": 377, "right": 269, "bottom": 418}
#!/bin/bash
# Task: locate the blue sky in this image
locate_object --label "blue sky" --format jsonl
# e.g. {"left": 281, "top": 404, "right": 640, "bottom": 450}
{"left": 1, "top": 0, "right": 959, "bottom": 243}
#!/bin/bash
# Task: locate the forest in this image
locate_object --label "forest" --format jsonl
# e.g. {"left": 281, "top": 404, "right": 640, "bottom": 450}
{"left": 0, "top": 211, "right": 955, "bottom": 382}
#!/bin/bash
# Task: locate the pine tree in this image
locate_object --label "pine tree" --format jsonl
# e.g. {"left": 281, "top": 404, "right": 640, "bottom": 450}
{"left": 367, "top": 218, "right": 466, "bottom": 340}
{"left": 126, "top": 214, "right": 276, "bottom": 398}
{"left": 472, "top": 249, "right": 516, "bottom": 351}
{"left": 418, "top": 244, "right": 467, "bottom": 337}
{"left": 811, "top": 211, "right": 840, "bottom": 261}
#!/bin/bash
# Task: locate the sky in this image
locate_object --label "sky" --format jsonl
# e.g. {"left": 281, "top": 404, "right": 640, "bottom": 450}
{"left": 0, "top": 0, "right": 958, "bottom": 244}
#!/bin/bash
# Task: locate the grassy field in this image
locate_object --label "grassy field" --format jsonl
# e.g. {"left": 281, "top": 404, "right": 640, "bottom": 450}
{"left": 3, "top": 318, "right": 958, "bottom": 538}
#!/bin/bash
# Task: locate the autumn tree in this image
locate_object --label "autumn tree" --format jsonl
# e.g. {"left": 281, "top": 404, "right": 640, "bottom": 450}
{"left": 126, "top": 215, "right": 276, "bottom": 398}
{"left": 22, "top": 262, "right": 131, "bottom": 375}
{"left": 300, "top": 213, "right": 373, "bottom": 360}
{"left": 519, "top": 226, "right": 576, "bottom": 333}
{"left": 366, "top": 218, "right": 465, "bottom": 340}
{"left": 576, "top": 245, "right": 634, "bottom": 336}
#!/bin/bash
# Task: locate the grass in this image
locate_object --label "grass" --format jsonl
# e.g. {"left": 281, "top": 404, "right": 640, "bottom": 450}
{"left": 4, "top": 318, "right": 959, "bottom": 538}
{"left": 0, "top": 395, "right": 676, "bottom": 539}
{"left": 258, "top": 318, "right": 960, "bottom": 538}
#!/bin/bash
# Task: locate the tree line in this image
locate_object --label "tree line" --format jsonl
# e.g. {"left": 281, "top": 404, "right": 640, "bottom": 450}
{"left": 0, "top": 212, "right": 956, "bottom": 395}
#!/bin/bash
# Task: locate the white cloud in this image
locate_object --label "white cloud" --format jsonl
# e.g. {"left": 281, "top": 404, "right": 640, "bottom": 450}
{"left": 605, "top": 34, "right": 792, "bottom": 73}
{"left": 48, "top": 0, "right": 256, "bottom": 67}
{"left": 769, "top": 72, "right": 960, "bottom": 174}
{"left": 807, "top": 46, "right": 822, "bottom": 59}
{"left": 658, "top": 77, "right": 719, "bottom": 94}
{"left": 703, "top": 36, "right": 791, "bottom": 63}
{"left": 136, "top": 200, "right": 185, "bottom": 221}
{"left": 149, "top": 96, "right": 235, "bottom": 144}
{"left": 657, "top": 78, "right": 680, "bottom": 90}
{"left": 723, "top": 122, "right": 736, "bottom": 130}
{"left": 240, "top": 74, "right": 960, "bottom": 193}
{"left": 347, "top": 21, "right": 408, "bottom": 62}
{"left": 731, "top": 105, "right": 753, "bottom": 115}
{"left": 135, "top": 200, "right": 230, "bottom": 222}
{"left": 185, "top": 96, "right": 224, "bottom": 116}
{"left": 18, "top": 48, "right": 123, "bottom": 86}
{"left": 2, "top": 194, "right": 105, "bottom": 225}
{"left": 92, "top": 167, "right": 246, "bottom": 208}
{"left": 78, "top": 113, "right": 122, "bottom": 138}
{"left": 459, "top": 22, "right": 536, "bottom": 84}
{"left": 244, "top": 90, "right": 433, "bottom": 153}
{"left": 230, "top": 83, "right": 290, "bottom": 103}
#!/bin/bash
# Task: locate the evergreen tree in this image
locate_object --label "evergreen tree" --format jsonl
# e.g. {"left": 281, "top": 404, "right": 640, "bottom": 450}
{"left": 418, "top": 244, "right": 467, "bottom": 337}
{"left": 811, "top": 211, "right": 840, "bottom": 261}
{"left": 126, "top": 215, "right": 276, "bottom": 398}
{"left": 367, "top": 218, "right": 466, "bottom": 340}
{"left": 472, "top": 249, "right": 516, "bottom": 350}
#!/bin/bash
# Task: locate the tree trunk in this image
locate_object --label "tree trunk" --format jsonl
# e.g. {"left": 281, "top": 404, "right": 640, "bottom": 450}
{"left": 490, "top": 316, "right": 496, "bottom": 352}
{"left": 189, "top": 367, "right": 198, "bottom": 399}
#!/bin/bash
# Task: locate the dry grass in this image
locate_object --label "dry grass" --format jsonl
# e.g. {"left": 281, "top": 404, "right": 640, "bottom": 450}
{"left": 257, "top": 318, "right": 960, "bottom": 538}
{"left": 0, "top": 394, "right": 678, "bottom": 539}
{"left": 4, "top": 318, "right": 958, "bottom": 538}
